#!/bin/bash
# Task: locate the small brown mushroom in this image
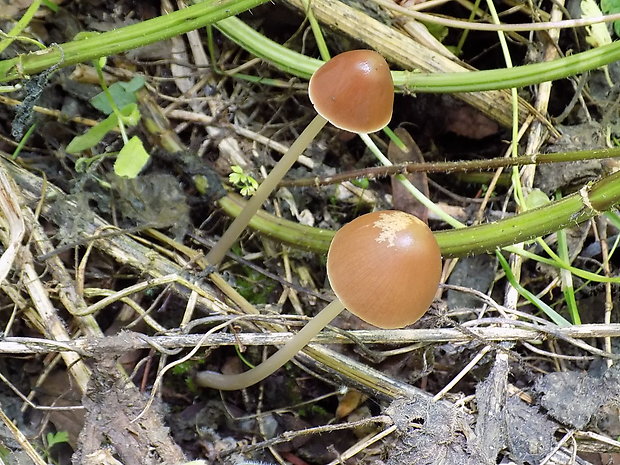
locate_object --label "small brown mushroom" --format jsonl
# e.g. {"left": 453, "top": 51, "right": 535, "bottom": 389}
{"left": 206, "top": 50, "right": 394, "bottom": 266}
{"left": 309, "top": 49, "right": 394, "bottom": 134}
{"left": 197, "top": 210, "right": 441, "bottom": 390}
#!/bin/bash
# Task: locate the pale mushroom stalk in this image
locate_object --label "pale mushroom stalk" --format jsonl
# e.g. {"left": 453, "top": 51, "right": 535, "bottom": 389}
{"left": 197, "top": 210, "right": 442, "bottom": 390}
{"left": 196, "top": 299, "right": 344, "bottom": 390}
{"left": 205, "top": 114, "right": 327, "bottom": 266}
{"left": 206, "top": 50, "right": 394, "bottom": 267}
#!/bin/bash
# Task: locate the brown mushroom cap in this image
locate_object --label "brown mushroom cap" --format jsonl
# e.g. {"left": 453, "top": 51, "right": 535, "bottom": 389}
{"left": 326, "top": 210, "right": 441, "bottom": 329}
{"left": 308, "top": 50, "right": 394, "bottom": 134}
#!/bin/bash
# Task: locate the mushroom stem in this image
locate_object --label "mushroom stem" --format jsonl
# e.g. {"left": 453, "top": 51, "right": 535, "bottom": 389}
{"left": 195, "top": 298, "right": 345, "bottom": 390}
{"left": 206, "top": 114, "right": 328, "bottom": 266}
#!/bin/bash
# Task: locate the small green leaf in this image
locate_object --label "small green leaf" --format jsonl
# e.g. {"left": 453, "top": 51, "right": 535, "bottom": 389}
{"left": 96, "top": 56, "right": 107, "bottom": 70}
{"left": 90, "top": 77, "right": 145, "bottom": 114}
{"left": 114, "top": 136, "right": 150, "bottom": 178}
{"left": 228, "top": 165, "right": 258, "bottom": 195}
{"left": 524, "top": 188, "right": 550, "bottom": 210}
{"left": 582, "top": 0, "right": 613, "bottom": 47}
{"left": 602, "top": 0, "right": 620, "bottom": 36}
{"left": 421, "top": 20, "right": 448, "bottom": 42}
{"left": 124, "top": 75, "right": 146, "bottom": 93}
{"left": 228, "top": 165, "right": 245, "bottom": 185}
{"left": 46, "top": 431, "right": 69, "bottom": 448}
{"left": 66, "top": 104, "right": 139, "bottom": 154}
{"left": 121, "top": 103, "right": 141, "bottom": 126}
{"left": 75, "top": 155, "right": 98, "bottom": 172}
{"left": 66, "top": 112, "right": 119, "bottom": 153}
{"left": 41, "top": 0, "right": 59, "bottom": 12}
{"left": 171, "top": 360, "right": 194, "bottom": 375}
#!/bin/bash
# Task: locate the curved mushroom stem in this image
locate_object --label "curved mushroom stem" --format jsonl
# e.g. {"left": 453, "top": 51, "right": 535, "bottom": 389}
{"left": 205, "top": 114, "right": 328, "bottom": 266}
{"left": 196, "top": 299, "right": 345, "bottom": 390}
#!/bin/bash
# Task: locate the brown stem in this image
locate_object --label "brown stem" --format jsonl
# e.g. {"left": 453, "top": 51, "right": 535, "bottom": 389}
{"left": 278, "top": 145, "right": 620, "bottom": 188}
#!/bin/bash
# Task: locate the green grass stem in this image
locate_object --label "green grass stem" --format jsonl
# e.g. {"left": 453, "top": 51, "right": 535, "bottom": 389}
{"left": 0, "top": 0, "right": 268, "bottom": 82}
{"left": 496, "top": 251, "right": 572, "bottom": 327}
{"left": 218, "top": 169, "right": 620, "bottom": 259}
{"left": 359, "top": 133, "right": 464, "bottom": 228}
{"left": 0, "top": 0, "right": 44, "bottom": 55}
{"left": 216, "top": 16, "right": 620, "bottom": 93}
{"left": 554, "top": 192, "right": 581, "bottom": 324}
{"left": 300, "top": 0, "right": 331, "bottom": 61}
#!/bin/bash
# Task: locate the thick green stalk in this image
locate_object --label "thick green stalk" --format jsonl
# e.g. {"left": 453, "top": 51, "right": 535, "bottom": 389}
{"left": 217, "top": 194, "right": 335, "bottom": 252}
{"left": 217, "top": 169, "right": 620, "bottom": 258}
{"left": 430, "top": 170, "right": 620, "bottom": 255}
{"left": 216, "top": 16, "right": 620, "bottom": 92}
{"left": 0, "top": 0, "right": 268, "bottom": 82}
{"left": 216, "top": 16, "right": 323, "bottom": 79}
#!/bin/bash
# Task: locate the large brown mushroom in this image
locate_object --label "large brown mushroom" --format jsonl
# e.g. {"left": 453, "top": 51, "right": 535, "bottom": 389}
{"left": 327, "top": 210, "right": 441, "bottom": 328}
{"left": 206, "top": 50, "right": 394, "bottom": 266}
{"left": 197, "top": 210, "right": 442, "bottom": 390}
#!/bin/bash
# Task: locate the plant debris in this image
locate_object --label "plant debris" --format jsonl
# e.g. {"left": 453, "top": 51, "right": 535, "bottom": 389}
{"left": 534, "top": 362, "right": 620, "bottom": 430}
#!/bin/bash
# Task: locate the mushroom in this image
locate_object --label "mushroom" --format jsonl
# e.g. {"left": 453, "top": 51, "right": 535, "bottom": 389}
{"left": 308, "top": 49, "right": 394, "bottom": 134}
{"left": 206, "top": 50, "right": 394, "bottom": 266}
{"left": 196, "top": 210, "right": 442, "bottom": 390}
